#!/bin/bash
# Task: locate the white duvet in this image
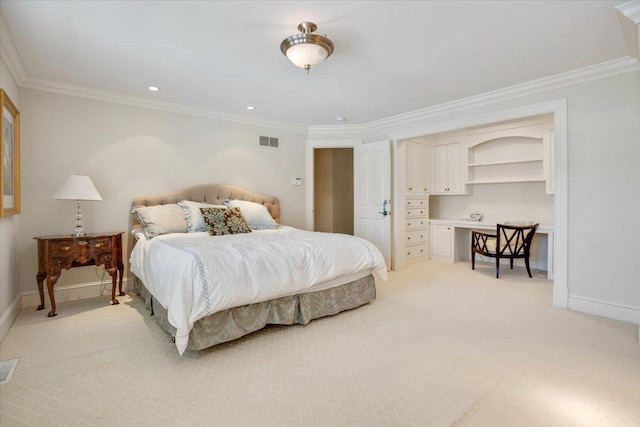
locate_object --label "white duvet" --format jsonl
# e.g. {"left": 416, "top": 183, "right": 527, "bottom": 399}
{"left": 129, "top": 226, "right": 388, "bottom": 354}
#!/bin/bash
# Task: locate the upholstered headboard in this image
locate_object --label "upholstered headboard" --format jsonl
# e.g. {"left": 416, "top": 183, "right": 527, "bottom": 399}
{"left": 127, "top": 184, "right": 280, "bottom": 274}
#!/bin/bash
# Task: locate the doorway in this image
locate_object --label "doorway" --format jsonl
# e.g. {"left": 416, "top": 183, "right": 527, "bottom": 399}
{"left": 313, "top": 148, "right": 354, "bottom": 234}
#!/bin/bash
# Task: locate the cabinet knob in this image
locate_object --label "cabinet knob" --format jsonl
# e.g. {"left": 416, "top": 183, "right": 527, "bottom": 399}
{"left": 61, "top": 246, "right": 72, "bottom": 251}
{"left": 78, "top": 241, "right": 88, "bottom": 246}
{"left": 408, "top": 187, "right": 414, "bottom": 190}
{"left": 407, "top": 237, "right": 411, "bottom": 240}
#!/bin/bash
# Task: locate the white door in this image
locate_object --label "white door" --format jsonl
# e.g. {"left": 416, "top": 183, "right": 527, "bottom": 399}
{"left": 354, "top": 140, "right": 391, "bottom": 268}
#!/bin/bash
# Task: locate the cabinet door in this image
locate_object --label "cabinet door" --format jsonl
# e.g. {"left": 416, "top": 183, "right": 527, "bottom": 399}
{"left": 423, "top": 145, "right": 432, "bottom": 194}
{"left": 433, "top": 144, "right": 448, "bottom": 194}
{"left": 447, "top": 143, "right": 464, "bottom": 194}
{"left": 430, "top": 224, "right": 452, "bottom": 260}
{"left": 406, "top": 142, "right": 424, "bottom": 194}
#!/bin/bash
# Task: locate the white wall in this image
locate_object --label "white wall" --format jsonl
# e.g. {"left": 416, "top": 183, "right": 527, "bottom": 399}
{"left": 0, "top": 57, "right": 21, "bottom": 340}
{"left": 17, "top": 89, "right": 307, "bottom": 301}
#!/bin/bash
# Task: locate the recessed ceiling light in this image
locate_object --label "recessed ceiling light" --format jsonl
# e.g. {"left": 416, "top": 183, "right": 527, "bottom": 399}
{"left": 148, "top": 86, "right": 159, "bottom": 92}
{"left": 246, "top": 106, "right": 255, "bottom": 110}
{"left": 336, "top": 116, "right": 346, "bottom": 122}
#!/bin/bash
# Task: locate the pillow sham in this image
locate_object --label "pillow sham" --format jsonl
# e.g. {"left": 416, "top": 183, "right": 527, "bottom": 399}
{"left": 178, "top": 200, "right": 226, "bottom": 232}
{"left": 224, "top": 199, "right": 277, "bottom": 230}
{"left": 201, "top": 207, "right": 252, "bottom": 236}
{"left": 132, "top": 204, "right": 188, "bottom": 238}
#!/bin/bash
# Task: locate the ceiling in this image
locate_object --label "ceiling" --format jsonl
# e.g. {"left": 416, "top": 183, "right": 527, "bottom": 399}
{"left": 0, "top": 1, "right": 631, "bottom": 128}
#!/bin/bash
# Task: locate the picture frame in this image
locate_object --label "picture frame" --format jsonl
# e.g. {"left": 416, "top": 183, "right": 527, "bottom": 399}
{"left": 1, "top": 89, "right": 20, "bottom": 217}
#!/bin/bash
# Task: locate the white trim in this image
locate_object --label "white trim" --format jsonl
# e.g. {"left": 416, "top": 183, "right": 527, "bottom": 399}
{"left": 308, "top": 57, "right": 639, "bottom": 139}
{"left": 21, "top": 78, "right": 308, "bottom": 134}
{"left": 0, "top": 293, "right": 21, "bottom": 343}
{"left": 0, "top": 11, "right": 28, "bottom": 85}
{"left": 389, "top": 99, "right": 568, "bottom": 309}
{"left": 568, "top": 294, "right": 640, "bottom": 325}
{"left": 305, "top": 139, "right": 363, "bottom": 230}
{"left": 20, "top": 278, "right": 130, "bottom": 308}
{"left": 616, "top": 1, "right": 640, "bottom": 24}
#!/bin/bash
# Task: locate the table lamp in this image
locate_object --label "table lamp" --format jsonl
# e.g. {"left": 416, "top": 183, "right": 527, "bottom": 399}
{"left": 52, "top": 174, "right": 102, "bottom": 236}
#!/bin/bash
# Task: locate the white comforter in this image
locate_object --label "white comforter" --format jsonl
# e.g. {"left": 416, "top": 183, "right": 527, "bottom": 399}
{"left": 130, "top": 226, "right": 387, "bottom": 354}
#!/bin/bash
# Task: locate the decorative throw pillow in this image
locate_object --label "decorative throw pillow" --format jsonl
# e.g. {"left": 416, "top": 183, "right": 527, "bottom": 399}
{"left": 201, "top": 207, "right": 252, "bottom": 236}
{"left": 178, "top": 200, "right": 226, "bottom": 232}
{"left": 224, "top": 199, "right": 277, "bottom": 230}
{"left": 132, "top": 204, "right": 188, "bottom": 238}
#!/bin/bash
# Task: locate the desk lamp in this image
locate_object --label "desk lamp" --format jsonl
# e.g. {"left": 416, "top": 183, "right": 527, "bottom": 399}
{"left": 52, "top": 174, "right": 102, "bottom": 236}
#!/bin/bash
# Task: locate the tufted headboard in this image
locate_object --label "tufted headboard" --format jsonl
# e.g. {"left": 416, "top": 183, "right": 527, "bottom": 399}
{"left": 127, "top": 184, "right": 280, "bottom": 273}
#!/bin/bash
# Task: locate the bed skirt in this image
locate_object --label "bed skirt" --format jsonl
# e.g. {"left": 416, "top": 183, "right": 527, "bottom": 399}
{"left": 135, "top": 275, "right": 376, "bottom": 351}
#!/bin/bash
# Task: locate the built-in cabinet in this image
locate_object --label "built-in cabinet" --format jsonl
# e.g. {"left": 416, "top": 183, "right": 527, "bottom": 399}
{"left": 406, "top": 141, "right": 431, "bottom": 195}
{"left": 430, "top": 223, "right": 453, "bottom": 262}
{"left": 405, "top": 197, "right": 429, "bottom": 262}
{"left": 465, "top": 122, "right": 554, "bottom": 194}
{"left": 432, "top": 142, "right": 465, "bottom": 195}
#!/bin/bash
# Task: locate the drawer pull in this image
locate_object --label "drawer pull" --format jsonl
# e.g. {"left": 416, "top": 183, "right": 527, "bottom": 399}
{"left": 61, "top": 245, "right": 72, "bottom": 251}
{"left": 94, "top": 243, "right": 103, "bottom": 248}
{"left": 407, "top": 237, "right": 410, "bottom": 240}
{"left": 78, "top": 241, "right": 88, "bottom": 246}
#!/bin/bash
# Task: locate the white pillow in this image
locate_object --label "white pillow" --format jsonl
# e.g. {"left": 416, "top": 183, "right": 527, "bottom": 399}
{"left": 178, "top": 200, "right": 226, "bottom": 232}
{"left": 224, "top": 199, "right": 277, "bottom": 230}
{"left": 132, "top": 204, "right": 188, "bottom": 238}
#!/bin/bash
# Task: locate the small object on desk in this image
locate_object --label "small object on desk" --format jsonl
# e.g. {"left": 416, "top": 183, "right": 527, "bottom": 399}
{"left": 466, "top": 213, "right": 482, "bottom": 221}
{"left": 34, "top": 232, "right": 124, "bottom": 317}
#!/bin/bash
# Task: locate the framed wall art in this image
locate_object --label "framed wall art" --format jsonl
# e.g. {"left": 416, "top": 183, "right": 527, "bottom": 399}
{"left": 1, "top": 89, "right": 20, "bottom": 217}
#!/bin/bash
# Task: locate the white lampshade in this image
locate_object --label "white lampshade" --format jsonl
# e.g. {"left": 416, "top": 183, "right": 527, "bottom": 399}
{"left": 52, "top": 175, "right": 102, "bottom": 201}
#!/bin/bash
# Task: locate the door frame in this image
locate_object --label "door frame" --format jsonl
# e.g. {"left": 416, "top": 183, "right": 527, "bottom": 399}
{"left": 305, "top": 139, "right": 363, "bottom": 231}
{"left": 390, "top": 99, "right": 568, "bottom": 309}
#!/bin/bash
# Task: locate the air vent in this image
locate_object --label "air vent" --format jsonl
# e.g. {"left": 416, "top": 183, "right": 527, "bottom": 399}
{"left": 259, "top": 136, "right": 279, "bottom": 148}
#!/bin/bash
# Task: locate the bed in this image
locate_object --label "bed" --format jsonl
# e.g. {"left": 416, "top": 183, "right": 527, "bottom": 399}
{"left": 127, "top": 184, "right": 387, "bottom": 354}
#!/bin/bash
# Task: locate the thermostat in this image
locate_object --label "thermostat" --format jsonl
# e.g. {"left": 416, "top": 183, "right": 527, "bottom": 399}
{"left": 291, "top": 177, "right": 303, "bottom": 186}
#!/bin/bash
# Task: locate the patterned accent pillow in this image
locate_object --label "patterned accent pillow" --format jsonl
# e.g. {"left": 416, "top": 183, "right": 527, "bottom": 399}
{"left": 201, "top": 207, "right": 252, "bottom": 236}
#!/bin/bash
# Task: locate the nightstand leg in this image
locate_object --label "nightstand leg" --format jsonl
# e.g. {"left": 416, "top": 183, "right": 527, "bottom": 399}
{"left": 46, "top": 276, "right": 59, "bottom": 317}
{"left": 117, "top": 260, "right": 125, "bottom": 296}
{"left": 36, "top": 271, "right": 47, "bottom": 311}
{"left": 107, "top": 267, "right": 119, "bottom": 305}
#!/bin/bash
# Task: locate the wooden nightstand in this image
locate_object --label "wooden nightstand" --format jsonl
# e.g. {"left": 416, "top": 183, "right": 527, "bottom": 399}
{"left": 34, "top": 232, "right": 124, "bottom": 317}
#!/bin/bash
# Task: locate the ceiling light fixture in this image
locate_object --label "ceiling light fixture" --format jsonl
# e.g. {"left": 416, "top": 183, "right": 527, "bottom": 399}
{"left": 280, "top": 22, "right": 334, "bottom": 74}
{"left": 148, "top": 86, "right": 159, "bottom": 92}
{"left": 246, "top": 106, "right": 255, "bottom": 110}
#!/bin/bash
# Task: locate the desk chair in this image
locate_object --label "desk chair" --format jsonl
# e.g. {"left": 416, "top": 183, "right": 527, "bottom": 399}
{"left": 471, "top": 223, "right": 539, "bottom": 278}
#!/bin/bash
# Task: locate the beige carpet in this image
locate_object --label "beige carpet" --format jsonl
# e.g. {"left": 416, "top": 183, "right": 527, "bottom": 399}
{"left": 1, "top": 261, "right": 639, "bottom": 426}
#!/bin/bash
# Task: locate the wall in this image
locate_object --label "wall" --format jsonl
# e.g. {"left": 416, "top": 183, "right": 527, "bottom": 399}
{"left": 311, "top": 70, "right": 640, "bottom": 324}
{"left": 0, "top": 57, "right": 21, "bottom": 340}
{"left": 17, "top": 89, "right": 307, "bottom": 303}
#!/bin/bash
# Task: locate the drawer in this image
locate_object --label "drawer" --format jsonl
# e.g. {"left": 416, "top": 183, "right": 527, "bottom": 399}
{"left": 406, "top": 244, "right": 428, "bottom": 260}
{"left": 405, "top": 199, "right": 428, "bottom": 208}
{"left": 50, "top": 237, "right": 111, "bottom": 254}
{"left": 406, "top": 207, "right": 428, "bottom": 217}
{"left": 406, "top": 229, "right": 427, "bottom": 244}
{"left": 405, "top": 218, "right": 427, "bottom": 230}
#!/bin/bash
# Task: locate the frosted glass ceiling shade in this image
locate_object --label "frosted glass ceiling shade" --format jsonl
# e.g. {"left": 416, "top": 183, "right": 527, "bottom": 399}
{"left": 52, "top": 175, "right": 102, "bottom": 201}
{"left": 281, "top": 22, "right": 334, "bottom": 74}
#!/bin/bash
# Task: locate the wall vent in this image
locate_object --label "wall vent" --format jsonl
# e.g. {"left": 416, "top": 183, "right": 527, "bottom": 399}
{"left": 259, "top": 136, "right": 279, "bottom": 148}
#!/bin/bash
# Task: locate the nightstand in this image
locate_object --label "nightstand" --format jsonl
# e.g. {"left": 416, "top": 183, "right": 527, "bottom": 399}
{"left": 34, "top": 232, "right": 124, "bottom": 317}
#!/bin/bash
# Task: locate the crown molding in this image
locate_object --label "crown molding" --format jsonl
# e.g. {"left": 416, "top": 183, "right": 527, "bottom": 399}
{"left": 616, "top": 1, "right": 640, "bottom": 60}
{"left": 21, "top": 78, "right": 308, "bottom": 134}
{"left": 0, "top": 11, "right": 28, "bottom": 85}
{"left": 308, "top": 56, "right": 640, "bottom": 138}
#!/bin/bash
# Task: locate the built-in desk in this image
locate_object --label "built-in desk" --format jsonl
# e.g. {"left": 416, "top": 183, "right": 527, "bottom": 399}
{"left": 429, "top": 219, "right": 554, "bottom": 279}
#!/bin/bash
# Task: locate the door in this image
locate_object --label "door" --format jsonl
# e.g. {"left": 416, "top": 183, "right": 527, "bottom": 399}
{"left": 354, "top": 140, "right": 391, "bottom": 268}
{"left": 433, "top": 144, "right": 448, "bottom": 193}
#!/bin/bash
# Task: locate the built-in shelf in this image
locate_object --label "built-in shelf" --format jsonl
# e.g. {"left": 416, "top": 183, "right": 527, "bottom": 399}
{"left": 467, "top": 177, "right": 546, "bottom": 185}
{"left": 468, "top": 158, "right": 543, "bottom": 167}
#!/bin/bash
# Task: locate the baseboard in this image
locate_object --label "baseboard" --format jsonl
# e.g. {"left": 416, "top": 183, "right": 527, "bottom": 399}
{"left": 568, "top": 294, "right": 640, "bottom": 325}
{"left": 0, "top": 293, "right": 22, "bottom": 342}
{"left": 21, "top": 278, "right": 130, "bottom": 308}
